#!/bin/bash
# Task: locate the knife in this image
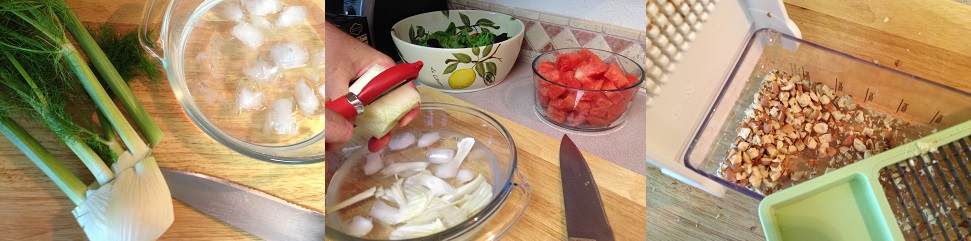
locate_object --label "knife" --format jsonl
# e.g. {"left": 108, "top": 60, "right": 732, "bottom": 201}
{"left": 160, "top": 168, "right": 325, "bottom": 241}
{"left": 559, "top": 134, "right": 615, "bottom": 241}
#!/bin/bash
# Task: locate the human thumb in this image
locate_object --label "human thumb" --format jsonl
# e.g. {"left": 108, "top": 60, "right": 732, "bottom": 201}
{"left": 325, "top": 109, "right": 354, "bottom": 152}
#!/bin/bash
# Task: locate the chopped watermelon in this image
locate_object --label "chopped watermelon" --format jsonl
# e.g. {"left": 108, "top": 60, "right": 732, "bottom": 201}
{"left": 604, "top": 63, "right": 628, "bottom": 88}
{"left": 575, "top": 61, "right": 608, "bottom": 83}
{"left": 559, "top": 91, "right": 577, "bottom": 111}
{"left": 537, "top": 62, "right": 561, "bottom": 83}
{"left": 546, "top": 106, "right": 567, "bottom": 124}
{"left": 562, "top": 70, "right": 581, "bottom": 88}
{"left": 626, "top": 73, "right": 640, "bottom": 86}
{"left": 581, "top": 79, "right": 604, "bottom": 90}
{"left": 536, "top": 48, "right": 639, "bottom": 128}
{"left": 578, "top": 48, "right": 601, "bottom": 63}
{"left": 556, "top": 52, "right": 585, "bottom": 72}
{"left": 538, "top": 94, "right": 550, "bottom": 108}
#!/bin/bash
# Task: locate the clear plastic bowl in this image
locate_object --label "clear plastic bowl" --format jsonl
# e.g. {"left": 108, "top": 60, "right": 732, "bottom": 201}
{"left": 685, "top": 29, "right": 971, "bottom": 199}
{"left": 325, "top": 102, "right": 530, "bottom": 240}
{"left": 140, "top": 0, "right": 326, "bottom": 164}
{"left": 532, "top": 48, "right": 645, "bottom": 131}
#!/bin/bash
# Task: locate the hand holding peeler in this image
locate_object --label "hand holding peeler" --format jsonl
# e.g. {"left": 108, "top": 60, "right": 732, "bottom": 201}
{"left": 325, "top": 61, "right": 423, "bottom": 120}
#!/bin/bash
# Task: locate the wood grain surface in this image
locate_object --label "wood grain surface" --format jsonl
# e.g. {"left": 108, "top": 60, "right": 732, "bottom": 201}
{"left": 647, "top": 0, "right": 971, "bottom": 240}
{"left": 414, "top": 86, "right": 648, "bottom": 240}
{"left": 0, "top": 0, "right": 324, "bottom": 240}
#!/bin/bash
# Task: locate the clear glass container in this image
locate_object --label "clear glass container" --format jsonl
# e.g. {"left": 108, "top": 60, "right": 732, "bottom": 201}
{"left": 140, "top": 0, "right": 326, "bottom": 163}
{"left": 325, "top": 102, "right": 530, "bottom": 240}
{"left": 686, "top": 29, "right": 971, "bottom": 199}
{"left": 532, "top": 48, "right": 645, "bottom": 131}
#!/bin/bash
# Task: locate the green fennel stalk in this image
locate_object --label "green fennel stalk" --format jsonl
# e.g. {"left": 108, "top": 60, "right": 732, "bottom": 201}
{"left": 53, "top": 0, "right": 164, "bottom": 147}
{"left": 0, "top": 1, "right": 173, "bottom": 239}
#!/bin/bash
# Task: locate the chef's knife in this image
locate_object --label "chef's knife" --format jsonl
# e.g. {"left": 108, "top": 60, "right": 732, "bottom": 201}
{"left": 559, "top": 134, "right": 615, "bottom": 241}
{"left": 160, "top": 168, "right": 325, "bottom": 241}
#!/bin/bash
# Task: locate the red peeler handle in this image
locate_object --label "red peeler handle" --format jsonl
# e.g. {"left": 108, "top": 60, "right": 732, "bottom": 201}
{"left": 326, "top": 61, "right": 424, "bottom": 120}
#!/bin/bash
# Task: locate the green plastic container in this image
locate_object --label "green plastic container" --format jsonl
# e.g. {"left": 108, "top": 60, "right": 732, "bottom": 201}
{"left": 759, "top": 119, "right": 971, "bottom": 240}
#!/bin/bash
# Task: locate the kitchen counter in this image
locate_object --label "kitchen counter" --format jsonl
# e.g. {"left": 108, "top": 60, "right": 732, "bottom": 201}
{"left": 441, "top": 60, "right": 649, "bottom": 175}
{"left": 413, "top": 86, "right": 648, "bottom": 240}
{"left": 647, "top": 0, "right": 971, "bottom": 240}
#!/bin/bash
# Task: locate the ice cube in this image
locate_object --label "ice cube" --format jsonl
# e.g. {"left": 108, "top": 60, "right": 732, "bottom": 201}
{"left": 268, "top": 99, "right": 297, "bottom": 135}
{"left": 243, "top": 56, "right": 279, "bottom": 83}
{"left": 232, "top": 22, "right": 264, "bottom": 50}
{"left": 222, "top": 2, "right": 244, "bottom": 22}
{"left": 269, "top": 42, "right": 309, "bottom": 69}
{"left": 276, "top": 6, "right": 307, "bottom": 28}
{"left": 237, "top": 87, "right": 264, "bottom": 111}
{"left": 242, "top": 0, "right": 280, "bottom": 16}
{"left": 295, "top": 80, "right": 320, "bottom": 116}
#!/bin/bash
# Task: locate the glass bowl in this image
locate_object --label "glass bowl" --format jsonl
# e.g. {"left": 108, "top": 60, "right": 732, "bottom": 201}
{"left": 325, "top": 102, "right": 530, "bottom": 240}
{"left": 532, "top": 48, "right": 645, "bottom": 131}
{"left": 140, "top": 0, "right": 326, "bottom": 164}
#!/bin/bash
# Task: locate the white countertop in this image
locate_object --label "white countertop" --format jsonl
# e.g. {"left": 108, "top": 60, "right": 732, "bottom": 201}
{"left": 421, "top": 59, "right": 648, "bottom": 175}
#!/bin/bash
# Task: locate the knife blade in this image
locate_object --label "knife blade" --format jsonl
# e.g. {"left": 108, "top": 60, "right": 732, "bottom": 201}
{"left": 160, "top": 168, "right": 325, "bottom": 241}
{"left": 559, "top": 134, "right": 615, "bottom": 241}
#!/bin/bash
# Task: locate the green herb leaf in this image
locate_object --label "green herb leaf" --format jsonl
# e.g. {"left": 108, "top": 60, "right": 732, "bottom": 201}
{"left": 460, "top": 13, "right": 471, "bottom": 27}
{"left": 445, "top": 22, "right": 457, "bottom": 35}
{"left": 453, "top": 53, "right": 472, "bottom": 63}
{"left": 443, "top": 63, "right": 458, "bottom": 74}
{"left": 471, "top": 46, "right": 480, "bottom": 56}
{"left": 416, "top": 26, "right": 426, "bottom": 38}
{"left": 441, "top": 10, "right": 450, "bottom": 18}
{"left": 409, "top": 26, "right": 416, "bottom": 43}
{"left": 476, "top": 19, "right": 494, "bottom": 27}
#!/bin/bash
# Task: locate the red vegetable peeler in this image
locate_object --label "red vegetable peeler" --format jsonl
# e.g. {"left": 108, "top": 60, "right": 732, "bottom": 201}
{"left": 325, "top": 61, "right": 423, "bottom": 119}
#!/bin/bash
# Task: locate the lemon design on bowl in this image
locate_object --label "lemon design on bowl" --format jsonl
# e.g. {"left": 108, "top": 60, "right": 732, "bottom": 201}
{"left": 449, "top": 68, "right": 476, "bottom": 89}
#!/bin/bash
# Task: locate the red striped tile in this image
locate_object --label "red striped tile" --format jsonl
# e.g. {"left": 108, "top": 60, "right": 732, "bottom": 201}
{"left": 521, "top": 36, "right": 533, "bottom": 51}
{"left": 541, "top": 23, "right": 563, "bottom": 38}
{"left": 571, "top": 29, "right": 596, "bottom": 46}
{"left": 540, "top": 43, "right": 555, "bottom": 52}
{"left": 604, "top": 35, "right": 634, "bottom": 54}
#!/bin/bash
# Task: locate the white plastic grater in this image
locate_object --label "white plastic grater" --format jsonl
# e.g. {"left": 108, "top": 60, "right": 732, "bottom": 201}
{"left": 643, "top": 0, "right": 801, "bottom": 197}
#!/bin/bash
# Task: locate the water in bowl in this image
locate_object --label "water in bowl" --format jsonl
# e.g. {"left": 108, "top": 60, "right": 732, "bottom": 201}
{"left": 175, "top": 0, "right": 324, "bottom": 147}
{"left": 328, "top": 129, "right": 501, "bottom": 239}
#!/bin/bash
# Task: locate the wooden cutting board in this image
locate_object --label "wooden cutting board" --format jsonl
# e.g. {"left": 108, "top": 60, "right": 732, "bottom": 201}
{"left": 0, "top": 79, "right": 324, "bottom": 240}
{"left": 0, "top": 2, "right": 323, "bottom": 239}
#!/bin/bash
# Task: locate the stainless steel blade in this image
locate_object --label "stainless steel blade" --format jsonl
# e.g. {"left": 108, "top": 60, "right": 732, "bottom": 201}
{"left": 160, "top": 168, "right": 324, "bottom": 241}
{"left": 559, "top": 135, "right": 615, "bottom": 241}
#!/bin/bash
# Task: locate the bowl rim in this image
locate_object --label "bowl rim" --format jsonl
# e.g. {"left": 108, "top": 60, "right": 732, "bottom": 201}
{"left": 166, "top": 23, "right": 325, "bottom": 164}
{"left": 325, "top": 102, "right": 521, "bottom": 240}
{"left": 531, "top": 47, "right": 646, "bottom": 92}
{"left": 389, "top": 9, "right": 526, "bottom": 51}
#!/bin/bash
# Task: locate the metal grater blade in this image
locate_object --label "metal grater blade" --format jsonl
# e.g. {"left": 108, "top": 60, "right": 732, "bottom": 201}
{"left": 880, "top": 136, "right": 971, "bottom": 240}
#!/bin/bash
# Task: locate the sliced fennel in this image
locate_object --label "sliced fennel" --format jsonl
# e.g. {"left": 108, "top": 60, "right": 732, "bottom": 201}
{"left": 388, "top": 219, "right": 447, "bottom": 240}
{"left": 434, "top": 137, "right": 475, "bottom": 179}
{"left": 331, "top": 132, "right": 494, "bottom": 239}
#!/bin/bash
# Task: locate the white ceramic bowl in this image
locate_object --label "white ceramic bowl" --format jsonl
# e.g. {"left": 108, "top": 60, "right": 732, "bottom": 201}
{"left": 390, "top": 10, "right": 524, "bottom": 92}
